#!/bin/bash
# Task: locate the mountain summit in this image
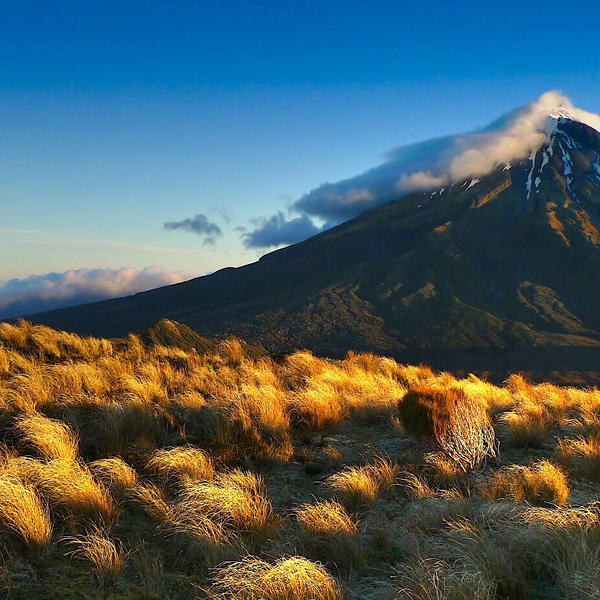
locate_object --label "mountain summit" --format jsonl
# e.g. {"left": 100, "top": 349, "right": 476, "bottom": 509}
{"left": 27, "top": 110, "right": 600, "bottom": 383}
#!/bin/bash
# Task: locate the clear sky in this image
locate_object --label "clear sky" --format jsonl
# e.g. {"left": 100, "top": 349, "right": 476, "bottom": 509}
{"left": 2, "top": 0, "right": 600, "bottom": 316}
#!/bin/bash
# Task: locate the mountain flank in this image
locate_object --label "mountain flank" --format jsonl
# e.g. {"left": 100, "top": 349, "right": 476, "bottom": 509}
{"left": 26, "top": 118, "right": 600, "bottom": 383}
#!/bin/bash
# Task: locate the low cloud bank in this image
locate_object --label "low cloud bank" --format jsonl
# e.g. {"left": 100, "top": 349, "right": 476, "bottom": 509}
{"left": 164, "top": 213, "right": 222, "bottom": 244}
{"left": 245, "top": 91, "right": 600, "bottom": 248}
{"left": 0, "top": 266, "right": 192, "bottom": 319}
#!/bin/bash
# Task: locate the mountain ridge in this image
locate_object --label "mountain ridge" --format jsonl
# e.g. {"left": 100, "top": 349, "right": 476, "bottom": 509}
{"left": 22, "top": 117, "right": 600, "bottom": 384}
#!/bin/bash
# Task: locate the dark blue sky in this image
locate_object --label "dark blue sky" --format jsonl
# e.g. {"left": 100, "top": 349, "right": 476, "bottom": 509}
{"left": 4, "top": 1, "right": 599, "bottom": 91}
{"left": 2, "top": 0, "right": 600, "bottom": 313}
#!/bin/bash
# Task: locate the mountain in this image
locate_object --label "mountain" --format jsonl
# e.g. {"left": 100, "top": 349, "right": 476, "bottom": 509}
{"left": 26, "top": 116, "right": 600, "bottom": 383}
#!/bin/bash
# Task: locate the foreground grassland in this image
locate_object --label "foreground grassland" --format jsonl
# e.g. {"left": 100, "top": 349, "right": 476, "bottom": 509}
{"left": 1, "top": 321, "right": 600, "bottom": 599}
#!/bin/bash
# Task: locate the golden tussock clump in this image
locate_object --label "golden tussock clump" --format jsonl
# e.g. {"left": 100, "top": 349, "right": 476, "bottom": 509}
{"left": 90, "top": 457, "right": 138, "bottom": 497}
{"left": 210, "top": 556, "right": 342, "bottom": 600}
{"left": 146, "top": 445, "right": 214, "bottom": 483}
{"left": 324, "top": 457, "right": 398, "bottom": 511}
{"left": 132, "top": 483, "right": 173, "bottom": 524}
{"left": 481, "top": 460, "right": 569, "bottom": 506}
{"left": 173, "top": 469, "right": 276, "bottom": 540}
{"left": 16, "top": 412, "right": 80, "bottom": 461}
{"left": 397, "top": 472, "right": 435, "bottom": 500}
{"left": 398, "top": 385, "right": 496, "bottom": 470}
{"left": 67, "top": 526, "right": 125, "bottom": 585}
{"left": 557, "top": 436, "right": 600, "bottom": 482}
{"left": 0, "top": 473, "right": 52, "bottom": 551}
{"left": 16, "top": 457, "right": 117, "bottom": 522}
{"left": 295, "top": 499, "right": 363, "bottom": 569}
{"left": 295, "top": 499, "right": 358, "bottom": 536}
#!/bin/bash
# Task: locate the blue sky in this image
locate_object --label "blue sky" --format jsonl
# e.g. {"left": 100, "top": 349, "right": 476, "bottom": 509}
{"left": 2, "top": 0, "right": 600, "bottom": 316}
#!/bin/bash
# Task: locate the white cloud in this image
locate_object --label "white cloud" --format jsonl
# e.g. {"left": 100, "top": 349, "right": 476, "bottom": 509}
{"left": 0, "top": 266, "right": 193, "bottom": 319}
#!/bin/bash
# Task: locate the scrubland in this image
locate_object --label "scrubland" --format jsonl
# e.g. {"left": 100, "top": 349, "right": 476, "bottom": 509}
{"left": 0, "top": 320, "right": 600, "bottom": 599}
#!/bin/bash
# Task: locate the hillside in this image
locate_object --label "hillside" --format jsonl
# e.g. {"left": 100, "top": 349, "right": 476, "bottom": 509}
{"left": 27, "top": 117, "right": 600, "bottom": 384}
{"left": 1, "top": 320, "right": 600, "bottom": 599}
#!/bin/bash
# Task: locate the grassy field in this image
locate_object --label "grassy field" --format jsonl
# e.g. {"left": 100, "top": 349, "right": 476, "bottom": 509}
{"left": 1, "top": 320, "right": 600, "bottom": 599}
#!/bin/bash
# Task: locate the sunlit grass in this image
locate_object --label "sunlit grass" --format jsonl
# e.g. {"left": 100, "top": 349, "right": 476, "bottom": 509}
{"left": 0, "top": 473, "right": 52, "bottom": 551}
{"left": 1, "top": 320, "right": 600, "bottom": 598}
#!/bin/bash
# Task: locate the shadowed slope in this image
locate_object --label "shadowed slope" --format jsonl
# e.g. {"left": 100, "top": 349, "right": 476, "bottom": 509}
{"left": 26, "top": 119, "right": 600, "bottom": 383}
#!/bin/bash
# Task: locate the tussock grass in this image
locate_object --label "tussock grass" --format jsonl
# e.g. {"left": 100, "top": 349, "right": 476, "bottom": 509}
{"left": 17, "top": 457, "right": 117, "bottom": 522}
{"left": 398, "top": 472, "right": 435, "bottom": 499}
{"left": 481, "top": 460, "right": 569, "bottom": 506}
{"left": 395, "top": 556, "right": 494, "bottom": 600}
{"left": 295, "top": 499, "right": 358, "bottom": 536}
{"left": 295, "top": 499, "right": 363, "bottom": 568}
{"left": 2, "top": 320, "right": 600, "bottom": 598}
{"left": 398, "top": 385, "right": 496, "bottom": 470}
{"left": 0, "top": 473, "right": 52, "bottom": 550}
{"left": 557, "top": 435, "right": 600, "bottom": 481}
{"left": 132, "top": 483, "right": 173, "bottom": 523}
{"left": 67, "top": 526, "right": 124, "bottom": 585}
{"left": 174, "top": 470, "right": 276, "bottom": 540}
{"left": 325, "top": 457, "right": 398, "bottom": 510}
{"left": 90, "top": 457, "right": 138, "bottom": 497}
{"left": 16, "top": 412, "right": 79, "bottom": 461}
{"left": 210, "top": 556, "right": 342, "bottom": 600}
{"left": 147, "top": 445, "right": 214, "bottom": 483}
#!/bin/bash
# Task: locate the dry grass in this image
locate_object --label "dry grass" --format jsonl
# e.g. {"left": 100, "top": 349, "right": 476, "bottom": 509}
{"left": 67, "top": 526, "right": 124, "bottom": 585}
{"left": 481, "top": 460, "right": 569, "bottom": 506}
{"left": 324, "top": 457, "right": 398, "bottom": 510}
{"left": 295, "top": 499, "right": 363, "bottom": 569}
{"left": 90, "top": 457, "right": 138, "bottom": 497}
{"left": 398, "top": 472, "right": 435, "bottom": 499}
{"left": 132, "top": 483, "right": 173, "bottom": 523}
{"left": 2, "top": 321, "right": 600, "bottom": 598}
{"left": 295, "top": 499, "right": 358, "bottom": 536}
{"left": 0, "top": 473, "right": 52, "bottom": 550}
{"left": 398, "top": 385, "right": 496, "bottom": 470}
{"left": 210, "top": 556, "right": 342, "bottom": 600}
{"left": 146, "top": 445, "right": 214, "bottom": 483}
{"left": 16, "top": 412, "right": 79, "bottom": 461}
{"left": 557, "top": 436, "right": 600, "bottom": 481}
{"left": 173, "top": 470, "right": 276, "bottom": 540}
{"left": 16, "top": 457, "right": 117, "bottom": 522}
{"left": 395, "top": 556, "right": 494, "bottom": 600}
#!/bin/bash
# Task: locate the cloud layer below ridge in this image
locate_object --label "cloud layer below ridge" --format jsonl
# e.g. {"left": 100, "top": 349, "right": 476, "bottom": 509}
{"left": 0, "top": 266, "right": 193, "bottom": 319}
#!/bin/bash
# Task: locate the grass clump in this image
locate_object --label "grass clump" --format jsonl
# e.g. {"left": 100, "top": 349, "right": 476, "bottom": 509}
{"left": 68, "top": 526, "right": 125, "bottom": 586}
{"left": 146, "top": 444, "right": 214, "bottom": 483}
{"left": 90, "top": 457, "right": 138, "bottom": 497}
{"left": 557, "top": 436, "right": 600, "bottom": 481}
{"left": 18, "top": 457, "right": 117, "bottom": 522}
{"left": 395, "top": 556, "right": 494, "bottom": 600}
{"left": 398, "top": 385, "right": 496, "bottom": 470}
{"left": 0, "top": 473, "right": 52, "bottom": 551}
{"left": 174, "top": 469, "right": 276, "bottom": 541}
{"left": 16, "top": 412, "right": 79, "bottom": 461}
{"left": 295, "top": 499, "right": 363, "bottom": 569}
{"left": 210, "top": 556, "right": 342, "bottom": 600}
{"left": 481, "top": 460, "right": 569, "bottom": 506}
{"left": 325, "top": 457, "right": 398, "bottom": 511}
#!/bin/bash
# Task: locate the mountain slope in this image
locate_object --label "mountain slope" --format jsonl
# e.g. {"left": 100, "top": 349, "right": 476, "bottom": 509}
{"left": 27, "top": 117, "right": 600, "bottom": 382}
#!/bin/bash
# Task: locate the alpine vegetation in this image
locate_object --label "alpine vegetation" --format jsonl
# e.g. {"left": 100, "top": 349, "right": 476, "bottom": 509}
{"left": 0, "top": 320, "right": 600, "bottom": 598}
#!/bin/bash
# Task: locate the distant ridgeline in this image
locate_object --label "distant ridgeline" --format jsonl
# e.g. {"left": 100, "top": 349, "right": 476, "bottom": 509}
{"left": 24, "top": 118, "right": 600, "bottom": 385}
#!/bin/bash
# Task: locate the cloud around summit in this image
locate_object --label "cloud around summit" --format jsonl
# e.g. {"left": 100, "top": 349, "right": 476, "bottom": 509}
{"left": 244, "top": 91, "right": 600, "bottom": 249}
